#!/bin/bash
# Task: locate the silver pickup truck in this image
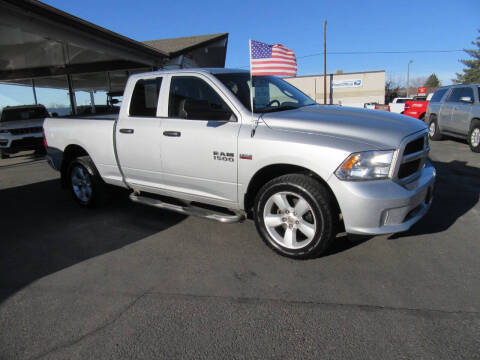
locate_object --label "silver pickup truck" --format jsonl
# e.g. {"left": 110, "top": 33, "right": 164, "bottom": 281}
{"left": 426, "top": 84, "right": 480, "bottom": 152}
{"left": 44, "top": 69, "right": 435, "bottom": 258}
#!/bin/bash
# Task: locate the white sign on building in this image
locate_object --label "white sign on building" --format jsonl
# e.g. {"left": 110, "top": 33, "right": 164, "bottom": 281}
{"left": 332, "top": 79, "right": 363, "bottom": 88}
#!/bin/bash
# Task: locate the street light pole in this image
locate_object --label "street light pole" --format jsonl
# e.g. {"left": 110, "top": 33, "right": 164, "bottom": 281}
{"left": 406, "top": 59, "right": 413, "bottom": 97}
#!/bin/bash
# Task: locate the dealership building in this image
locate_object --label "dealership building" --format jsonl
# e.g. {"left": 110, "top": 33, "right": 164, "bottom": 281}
{"left": 285, "top": 70, "right": 386, "bottom": 107}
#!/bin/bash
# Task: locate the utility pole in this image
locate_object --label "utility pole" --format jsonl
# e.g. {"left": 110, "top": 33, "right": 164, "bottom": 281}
{"left": 406, "top": 59, "right": 413, "bottom": 97}
{"left": 323, "top": 20, "right": 327, "bottom": 104}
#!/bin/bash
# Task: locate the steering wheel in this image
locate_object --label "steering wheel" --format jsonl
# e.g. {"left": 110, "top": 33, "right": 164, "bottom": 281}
{"left": 267, "top": 99, "right": 280, "bottom": 108}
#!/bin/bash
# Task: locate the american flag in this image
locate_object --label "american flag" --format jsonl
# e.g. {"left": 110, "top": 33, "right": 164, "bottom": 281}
{"left": 250, "top": 40, "right": 297, "bottom": 76}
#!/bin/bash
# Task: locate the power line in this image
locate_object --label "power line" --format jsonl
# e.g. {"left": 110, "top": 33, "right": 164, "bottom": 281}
{"left": 234, "top": 49, "right": 463, "bottom": 68}
{"left": 298, "top": 49, "right": 463, "bottom": 59}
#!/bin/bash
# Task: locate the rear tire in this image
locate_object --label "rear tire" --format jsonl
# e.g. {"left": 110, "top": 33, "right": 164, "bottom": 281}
{"left": 67, "top": 156, "right": 109, "bottom": 207}
{"left": 428, "top": 115, "right": 442, "bottom": 141}
{"left": 468, "top": 120, "right": 480, "bottom": 153}
{"left": 254, "top": 174, "right": 337, "bottom": 259}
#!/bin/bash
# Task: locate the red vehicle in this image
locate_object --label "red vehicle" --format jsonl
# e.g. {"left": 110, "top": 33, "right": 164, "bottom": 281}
{"left": 403, "top": 94, "right": 433, "bottom": 120}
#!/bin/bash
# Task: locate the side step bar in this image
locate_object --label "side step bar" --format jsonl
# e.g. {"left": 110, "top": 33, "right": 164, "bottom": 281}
{"left": 129, "top": 193, "right": 247, "bottom": 224}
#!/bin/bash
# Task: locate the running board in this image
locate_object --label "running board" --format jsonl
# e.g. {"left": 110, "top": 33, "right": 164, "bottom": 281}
{"left": 129, "top": 193, "right": 246, "bottom": 223}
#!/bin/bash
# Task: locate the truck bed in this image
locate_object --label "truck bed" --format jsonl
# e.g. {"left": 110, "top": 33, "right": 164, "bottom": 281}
{"left": 44, "top": 116, "right": 124, "bottom": 186}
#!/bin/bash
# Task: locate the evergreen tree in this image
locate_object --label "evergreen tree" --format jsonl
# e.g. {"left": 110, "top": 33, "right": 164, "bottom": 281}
{"left": 424, "top": 74, "right": 441, "bottom": 88}
{"left": 454, "top": 29, "right": 480, "bottom": 84}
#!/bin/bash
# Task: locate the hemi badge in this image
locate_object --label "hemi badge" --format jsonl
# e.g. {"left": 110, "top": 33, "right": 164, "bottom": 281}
{"left": 240, "top": 154, "right": 252, "bottom": 160}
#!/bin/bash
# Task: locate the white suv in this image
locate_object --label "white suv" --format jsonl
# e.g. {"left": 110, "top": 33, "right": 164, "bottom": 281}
{"left": 0, "top": 104, "right": 48, "bottom": 159}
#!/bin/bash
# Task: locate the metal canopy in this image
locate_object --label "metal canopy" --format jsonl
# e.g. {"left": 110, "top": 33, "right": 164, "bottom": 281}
{"left": 0, "top": 0, "right": 168, "bottom": 82}
{"left": 0, "top": 0, "right": 229, "bottom": 115}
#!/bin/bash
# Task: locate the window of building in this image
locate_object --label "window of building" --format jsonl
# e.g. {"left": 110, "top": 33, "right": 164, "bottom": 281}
{"left": 129, "top": 78, "right": 162, "bottom": 117}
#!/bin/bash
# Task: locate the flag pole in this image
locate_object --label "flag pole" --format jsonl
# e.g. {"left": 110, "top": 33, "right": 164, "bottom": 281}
{"left": 249, "top": 39, "right": 256, "bottom": 137}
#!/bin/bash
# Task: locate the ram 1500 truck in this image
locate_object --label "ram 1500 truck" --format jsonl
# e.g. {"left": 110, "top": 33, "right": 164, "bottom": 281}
{"left": 44, "top": 69, "right": 436, "bottom": 259}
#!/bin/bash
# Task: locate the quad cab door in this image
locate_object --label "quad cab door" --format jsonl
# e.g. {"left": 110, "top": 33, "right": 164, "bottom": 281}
{"left": 160, "top": 74, "right": 241, "bottom": 206}
{"left": 115, "top": 76, "right": 166, "bottom": 189}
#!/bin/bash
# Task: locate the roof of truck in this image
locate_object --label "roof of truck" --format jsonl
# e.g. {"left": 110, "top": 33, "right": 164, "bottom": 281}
{"left": 128, "top": 68, "right": 249, "bottom": 79}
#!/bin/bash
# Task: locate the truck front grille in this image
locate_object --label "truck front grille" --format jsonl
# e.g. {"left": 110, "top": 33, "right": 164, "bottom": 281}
{"left": 10, "top": 127, "right": 43, "bottom": 135}
{"left": 395, "top": 133, "right": 429, "bottom": 182}
{"left": 10, "top": 137, "right": 43, "bottom": 148}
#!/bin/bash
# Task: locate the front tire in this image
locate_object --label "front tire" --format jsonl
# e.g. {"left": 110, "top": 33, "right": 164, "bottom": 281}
{"left": 428, "top": 115, "right": 442, "bottom": 141}
{"left": 468, "top": 120, "right": 480, "bottom": 153}
{"left": 67, "top": 156, "right": 108, "bottom": 207}
{"left": 254, "top": 174, "right": 337, "bottom": 259}
{"left": 0, "top": 149, "right": 8, "bottom": 159}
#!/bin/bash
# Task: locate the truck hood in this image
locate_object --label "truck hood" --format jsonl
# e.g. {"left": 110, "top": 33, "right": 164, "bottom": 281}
{"left": 0, "top": 119, "right": 44, "bottom": 130}
{"left": 261, "top": 105, "right": 427, "bottom": 149}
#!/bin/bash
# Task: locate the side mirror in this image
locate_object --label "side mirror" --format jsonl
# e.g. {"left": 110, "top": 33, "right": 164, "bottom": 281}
{"left": 460, "top": 96, "right": 473, "bottom": 103}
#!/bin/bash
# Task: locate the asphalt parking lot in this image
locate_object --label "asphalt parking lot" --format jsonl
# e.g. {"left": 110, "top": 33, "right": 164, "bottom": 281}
{"left": 1, "top": 139, "right": 479, "bottom": 359}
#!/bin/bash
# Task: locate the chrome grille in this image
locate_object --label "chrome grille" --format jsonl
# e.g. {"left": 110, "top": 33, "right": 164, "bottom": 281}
{"left": 394, "top": 132, "right": 429, "bottom": 184}
{"left": 9, "top": 127, "right": 43, "bottom": 135}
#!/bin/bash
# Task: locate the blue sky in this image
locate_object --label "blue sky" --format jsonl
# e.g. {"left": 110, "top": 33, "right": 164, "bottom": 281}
{"left": 42, "top": 0, "right": 479, "bottom": 85}
{"left": 1, "top": 0, "right": 479, "bottom": 110}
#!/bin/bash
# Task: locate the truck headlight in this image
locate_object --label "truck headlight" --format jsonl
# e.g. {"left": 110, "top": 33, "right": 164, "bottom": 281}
{"left": 335, "top": 150, "right": 394, "bottom": 181}
{"left": 0, "top": 129, "right": 9, "bottom": 134}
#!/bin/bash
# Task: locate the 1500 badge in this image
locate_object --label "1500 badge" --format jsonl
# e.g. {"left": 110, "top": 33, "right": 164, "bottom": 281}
{"left": 213, "top": 151, "right": 234, "bottom": 162}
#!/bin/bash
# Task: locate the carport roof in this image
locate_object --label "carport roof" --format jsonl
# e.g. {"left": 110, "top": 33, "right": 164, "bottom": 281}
{"left": 0, "top": 0, "right": 228, "bottom": 83}
{"left": 1, "top": 0, "right": 169, "bottom": 58}
{"left": 144, "top": 33, "right": 229, "bottom": 57}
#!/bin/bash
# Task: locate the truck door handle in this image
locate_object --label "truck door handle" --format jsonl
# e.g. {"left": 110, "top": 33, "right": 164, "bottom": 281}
{"left": 119, "top": 128, "right": 134, "bottom": 134}
{"left": 163, "top": 131, "right": 181, "bottom": 137}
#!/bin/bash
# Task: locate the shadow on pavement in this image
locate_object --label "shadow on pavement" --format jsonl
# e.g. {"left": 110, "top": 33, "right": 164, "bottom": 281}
{"left": 390, "top": 159, "right": 480, "bottom": 239}
{"left": 0, "top": 179, "right": 186, "bottom": 303}
{"left": 323, "top": 234, "right": 372, "bottom": 257}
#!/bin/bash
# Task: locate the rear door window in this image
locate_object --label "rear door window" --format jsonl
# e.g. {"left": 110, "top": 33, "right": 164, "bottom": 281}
{"left": 447, "top": 88, "right": 464, "bottom": 103}
{"left": 461, "top": 87, "right": 474, "bottom": 102}
{"left": 430, "top": 88, "right": 448, "bottom": 103}
{"left": 129, "top": 77, "right": 162, "bottom": 117}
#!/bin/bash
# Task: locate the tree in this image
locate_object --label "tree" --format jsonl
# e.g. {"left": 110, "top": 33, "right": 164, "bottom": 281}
{"left": 424, "top": 74, "right": 441, "bottom": 88}
{"left": 454, "top": 28, "right": 480, "bottom": 84}
{"left": 334, "top": 69, "right": 344, "bottom": 75}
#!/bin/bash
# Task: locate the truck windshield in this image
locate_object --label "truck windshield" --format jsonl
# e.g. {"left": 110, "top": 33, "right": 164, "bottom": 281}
{"left": 214, "top": 73, "right": 316, "bottom": 113}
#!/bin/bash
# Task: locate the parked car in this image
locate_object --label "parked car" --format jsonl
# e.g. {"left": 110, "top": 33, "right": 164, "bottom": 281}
{"left": 389, "top": 97, "right": 413, "bottom": 114}
{"left": 0, "top": 104, "right": 48, "bottom": 159}
{"left": 374, "top": 104, "right": 390, "bottom": 111}
{"left": 43, "top": 69, "right": 435, "bottom": 259}
{"left": 364, "top": 102, "right": 378, "bottom": 110}
{"left": 403, "top": 93, "right": 433, "bottom": 120}
{"left": 426, "top": 84, "right": 480, "bottom": 152}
